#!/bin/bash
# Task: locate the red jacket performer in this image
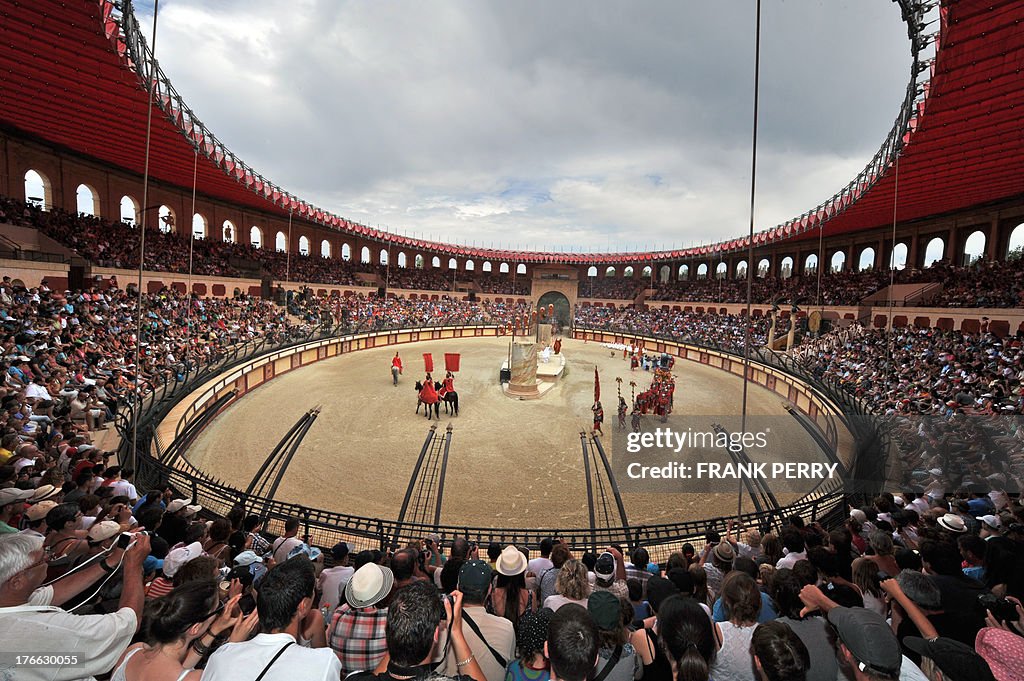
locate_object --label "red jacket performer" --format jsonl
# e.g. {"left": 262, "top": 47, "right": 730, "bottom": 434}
{"left": 391, "top": 352, "right": 403, "bottom": 386}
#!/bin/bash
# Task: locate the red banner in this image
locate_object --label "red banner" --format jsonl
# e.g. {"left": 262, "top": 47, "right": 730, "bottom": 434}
{"left": 423, "top": 353, "right": 434, "bottom": 373}
{"left": 444, "top": 353, "right": 460, "bottom": 372}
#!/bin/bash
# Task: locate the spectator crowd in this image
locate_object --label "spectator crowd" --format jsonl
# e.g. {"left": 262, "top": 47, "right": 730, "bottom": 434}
{"left": 1, "top": 487, "right": 1023, "bottom": 681}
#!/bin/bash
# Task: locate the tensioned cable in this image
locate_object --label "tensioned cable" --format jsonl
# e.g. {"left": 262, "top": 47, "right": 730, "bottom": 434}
{"left": 131, "top": 0, "right": 159, "bottom": 474}
{"left": 740, "top": 0, "right": 762, "bottom": 517}
{"left": 886, "top": 154, "right": 901, "bottom": 388}
{"left": 186, "top": 146, "right": 198, "bottom": 356}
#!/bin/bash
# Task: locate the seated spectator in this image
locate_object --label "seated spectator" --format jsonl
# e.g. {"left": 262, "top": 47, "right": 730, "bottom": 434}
{"left": 652, "top": 594, "right": 717, "bottom": 681}
{"left": 975, "top": 627, "right": 1024, "bottom": 681}
{"left": 592, "top": 550, "right": 628, "bottom": 601}
{"left": 157, "top": 499, "right": 201, "bottom": 548}
{"left": 243, "top": 515, "right": 272, "bottom": 557}
{"left": 543, "top": 560, "right": 591, "bottom": 611}
{"left": 538, "top": 543, "right": 572, "bottom": 604}
{"left": 112, "top": 579, "right": 255, "bottom": 681}
{"left": 270, "top": 517, "right": 303, "bottom": 564}
{"left": 588, "top": 591, "right": 640, "bottom": 681}
{"left": 751, "top": 621, "right": 810, "bottom": 681}
{"left": 348, "top": 579, "right": 486, "bottom": 681}
{"left": 625, "top": 547, "right": 653, "bottom": 592}
{"left": 328, "top": 561, "right": 394, "bottom": 675}
{"left": 490, "top": 545, "right": 533, "bottom": 628}
{"left": 711, "top": 557, "right": 776, "bottom": 624}
{"left": 631, "top": 576, "right": 680, "bottom": 677}
{"left": 0, "top": 487, "right": 32, "bottom": 534}
{"left": 710, "top": 571, "right": 761, "bottom": 681}
{"left": 504, "top": 607, "right": 552, "bottom": 681}
{"left": 147, "top": 541, "right": 204, "bottom": 600}
{"left": 318, "top": 541, "right": 354, "bottom": 613}
{"left": 0, "top": 530, "right": 149, "bottom": 679}
{"left": 439, "top": 560, "right": 516, "bottom": 681}
{"left": 775, "top": 529, "right": 807, "bottom": 570}
{"left": 545, "top": 603, "right": 598, "bottom": 681}
{"left": 626, "top": 578, "right": 650, "bottom": 629}
{"left": 202, "top": 517, "right": 233, "bottom": 568}
{"left": 852, "top": 557, "right": 887, "bottom": 618}
{"left": 903, "top": 636, "right": 997, "bottom": 681}
{"left": 202, "top": 556, "right": 339, "bottom": 680}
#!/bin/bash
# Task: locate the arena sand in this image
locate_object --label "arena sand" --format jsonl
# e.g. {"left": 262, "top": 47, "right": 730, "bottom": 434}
{"left": 187, "top": 337, "right": 847, "bottom": 529}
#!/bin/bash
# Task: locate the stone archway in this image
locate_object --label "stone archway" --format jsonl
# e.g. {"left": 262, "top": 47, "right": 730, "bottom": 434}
{"left": 537, "top": 291, "right": 572, "bottom": 331}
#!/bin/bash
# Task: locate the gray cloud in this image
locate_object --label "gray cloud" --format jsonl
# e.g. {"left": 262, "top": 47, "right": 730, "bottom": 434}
{"left": 143, "top": 0, "right": 910, "bottom": 251}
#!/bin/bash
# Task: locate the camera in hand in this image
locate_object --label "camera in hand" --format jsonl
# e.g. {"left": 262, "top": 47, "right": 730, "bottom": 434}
{"left": 117, "top": 532, "right": 134, "bottom": 549}
{"left": 979, "top": 593, "right": 1018, "bottom": 624}
{"left": 439, "top": 593, "right": 454, "bottom": 620}
{"left": 238, "top": 594, "right": 257, "bottom": 616}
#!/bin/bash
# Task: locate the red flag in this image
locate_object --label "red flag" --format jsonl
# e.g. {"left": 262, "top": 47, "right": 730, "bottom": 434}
{"left": 423, "top": 353, "right": 434, "bottom": 373}
{"left": 444, "top": 353, "right": 460, "bottom": 372}
{"left": 594, "top": 366, "right": 600, "bottom": 403}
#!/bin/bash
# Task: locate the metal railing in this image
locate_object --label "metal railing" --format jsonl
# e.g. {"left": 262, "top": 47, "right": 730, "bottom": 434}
{"left": 118, "top": 320, "right": 889, "bottom": 560}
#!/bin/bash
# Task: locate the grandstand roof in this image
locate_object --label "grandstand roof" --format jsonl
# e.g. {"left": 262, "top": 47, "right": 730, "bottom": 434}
{"left": 0, "top": 0, "right": 1021, "bottom": 263}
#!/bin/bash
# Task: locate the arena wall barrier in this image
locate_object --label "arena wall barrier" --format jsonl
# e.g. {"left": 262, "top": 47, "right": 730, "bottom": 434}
{"left": 120, "top": 323, "right": 882, "bottom": 562}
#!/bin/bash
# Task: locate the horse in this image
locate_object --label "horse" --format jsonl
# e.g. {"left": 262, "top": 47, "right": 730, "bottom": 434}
{"left": 414, "top": 380, "right": 441, "bottom": 420}
{"left": 440, "top": 389, "right": 459, "bottom": 416}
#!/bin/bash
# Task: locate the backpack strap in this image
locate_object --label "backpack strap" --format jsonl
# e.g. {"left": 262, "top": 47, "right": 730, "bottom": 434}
{"left": 592, "top": 645, "right": 623, "bottom": 681}
{"left": 461, "top": 610, "right": 508, "bottom": 669}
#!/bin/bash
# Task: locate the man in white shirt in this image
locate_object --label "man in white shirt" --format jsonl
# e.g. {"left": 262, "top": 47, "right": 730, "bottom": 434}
{"left": 317, "top": 541, "right": 354, "bottom": 612}
{"left": 775, "top": 528, "right": 808, "bottom": 570}
{"left": 272, "top": 517, "right": 303, "bottom": 564}
{"left": 526, "top": 537, "right": 554, "bottom": 579}
{"left": 105, "top": 467, "right": 139, "bottom": 504}
{"left": 0, "top": 530, "right": 149, "bottom": 681}
{"left": 204, "top": 556, "right": 340, "bottom": 681}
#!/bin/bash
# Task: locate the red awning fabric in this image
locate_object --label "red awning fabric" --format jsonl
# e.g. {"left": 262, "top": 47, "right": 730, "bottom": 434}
{"left": 0, "top": 1, "right": 1021, "bottom": 262}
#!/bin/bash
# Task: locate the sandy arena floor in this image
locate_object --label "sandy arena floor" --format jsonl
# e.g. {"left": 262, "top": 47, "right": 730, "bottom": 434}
{"left": 187, "top": 337, "right": 838, "bottom": 528}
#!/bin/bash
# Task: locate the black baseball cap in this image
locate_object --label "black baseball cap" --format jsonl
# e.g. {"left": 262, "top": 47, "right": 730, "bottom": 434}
{"left": 903, "top": 637, "right": 996, "bottom": 681}
{"left": 827, "top": 607, "right": 902, "bottom": 678}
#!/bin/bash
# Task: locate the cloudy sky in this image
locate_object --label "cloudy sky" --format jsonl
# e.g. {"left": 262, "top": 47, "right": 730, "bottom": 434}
{"left": 136, "top": 1, "right": 911, "bottom": 253}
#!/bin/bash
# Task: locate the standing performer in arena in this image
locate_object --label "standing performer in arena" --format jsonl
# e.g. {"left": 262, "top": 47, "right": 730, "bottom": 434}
{"left": 592, "top": 400, "right": 604, "bottom": 434}
{"left": 553, "top": 337, "right": 562, "bottom": 355}
{"left": 617, "top": 396, "right": 628, "bottom": 430}
{"left": 391, "top": 352, "right": 403, "bottom": 386}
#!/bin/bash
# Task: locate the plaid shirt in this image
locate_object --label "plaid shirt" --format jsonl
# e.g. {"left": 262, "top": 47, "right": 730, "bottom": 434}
{"left": 625, "top": 566, "right": 652, "bottom": 594}
{"left": 328, "top": 603, "right": 388, "bottom": 675}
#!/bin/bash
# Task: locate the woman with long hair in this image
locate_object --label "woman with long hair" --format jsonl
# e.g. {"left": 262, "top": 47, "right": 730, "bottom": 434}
{"left": 657, "top": 595, "right": 718, "bottom": 681}
{"left": 688, "top": 564, "right": 710, "bottom": 607}
{"left": 542, "top": 559, "right": 590, "bottom": 611}
{"left": 111, "top": 580, "right": 253, "bottom": 681}
{"left": 851, "top": 557, "right": 886, "bottom": 618}
{"left": 491, "top": 545, "right": 534, "bottom": 627}
{"left": 709, "top": 571, "right": 760, "bottom": 681}
{"left": 202, "top": 518, "right": 232, "bottom": 568}
{"left": 758, "top": 534, "right": 783, "bottom": 567}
